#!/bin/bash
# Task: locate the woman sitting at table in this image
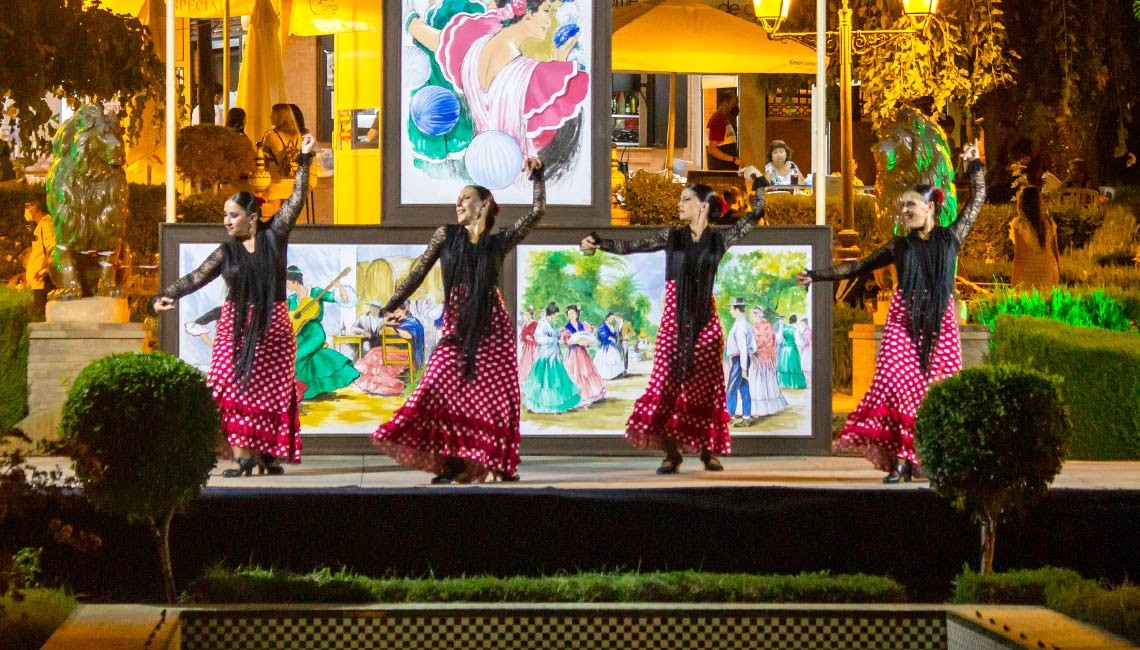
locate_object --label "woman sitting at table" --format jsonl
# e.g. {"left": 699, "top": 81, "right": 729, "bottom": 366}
{"left": 763, "top": 139, "right": 802, "bottom": 187}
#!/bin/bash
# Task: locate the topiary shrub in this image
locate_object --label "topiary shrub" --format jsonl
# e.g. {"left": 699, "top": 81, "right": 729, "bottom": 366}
{"left": 176, "top": 125, "right": 256, "bottom": 193}
{"left": 915, "top": 365, "right": 1071, "bottom": 574}
{"left": 57, "top": 352, "right": 221, "bottom": 602}
{"left": 620, "top": 171, "right": 684, "bottom": 225}
{"left": 176, "top": 191, "right": 226, "bottom": 224}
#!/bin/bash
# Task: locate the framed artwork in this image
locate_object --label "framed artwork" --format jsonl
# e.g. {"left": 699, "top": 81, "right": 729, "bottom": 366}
{"left": 382, "top": 0, "right": 612, "bottom": 226}
{"left": 503, "top": 225, "right": 834, "bottom": 455}
{"left": 158, "top": 224, "right": 832, "bottom": 454}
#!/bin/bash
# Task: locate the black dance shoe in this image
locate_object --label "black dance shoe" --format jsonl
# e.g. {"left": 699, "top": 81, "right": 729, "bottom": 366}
{"left": 492, "top": 470, "right": 521, "bottom": 482}
{"left": 657, "top": 451, "right": 683, "bottom": 475}
{"left": 431, "top": 458, "right": 466, "bottom": 484}
{"left": 699, "top": 449, "right": 724, "bottom": 471}
{"left": 221, "top": 456, "right": 256, "bottom": 478}
{"left": 882, "top": 460, "right": 913, "bottom": 484}
{"left": 259, "top": 453, "right": 285, "bottom": 475}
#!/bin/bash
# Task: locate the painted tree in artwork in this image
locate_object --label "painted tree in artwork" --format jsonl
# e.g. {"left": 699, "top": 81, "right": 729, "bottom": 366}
{"left": 714, "top": 250, "right": 809, "bottom": 329}
{"left": 520, "top": 250, "right": 654, "bottom": 335}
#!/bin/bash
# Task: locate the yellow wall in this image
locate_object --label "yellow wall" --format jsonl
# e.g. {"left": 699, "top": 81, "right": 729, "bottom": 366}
{"left": 333, "top": 28, "right": 382, "bottom": 224}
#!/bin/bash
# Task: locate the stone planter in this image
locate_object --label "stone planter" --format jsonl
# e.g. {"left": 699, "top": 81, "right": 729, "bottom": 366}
{"left": 850, "top": 324, "right": 990, "bottom": 401}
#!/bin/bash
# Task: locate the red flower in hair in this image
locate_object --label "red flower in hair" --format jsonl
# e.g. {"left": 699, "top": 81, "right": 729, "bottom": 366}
{"left": 717, "top": 196, "right": 728, "bottom": 214}
{"left": 253, "top": 194, "right": 266, "bottom": 206}
{"left": 931, "top": 188, "right": 945, "bottom": 204}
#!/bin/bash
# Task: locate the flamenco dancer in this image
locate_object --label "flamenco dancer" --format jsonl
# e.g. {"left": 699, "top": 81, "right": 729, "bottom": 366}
{"left": 151, "top": 134, "right": 317, "bottom": 477}
{"left": 796, "top": 142, "right": 984, "bottom": 483}
{"left": 579, "top": 169, "right": 767, "bottom": 474}
{"left": 371, "top": 157, "right": 545, "bottom": 484}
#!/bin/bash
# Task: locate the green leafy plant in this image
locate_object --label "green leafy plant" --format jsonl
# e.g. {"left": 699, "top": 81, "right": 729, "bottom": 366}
{"left": 56, "top": 352, "right": 221, "bottom": 603}
{"left": 970, "top": 286, "right": 1139, "bottom": 333}
{"left": 915, "top": 365, "right": 1071, "bottom": 573}
{"left": 0, "top": 0, "right": 166, "bottom": 157}
{"left": 187, "top": 567, "right": 908, "bottom": 605}
{"left": 620, "top": 171, "right": 683, "bottom": 225}
{"left": 177, "top": 192, "right": 227, "bottom": 225}
{"left": 176, "top": 125, "right": 257, "bottom": 193}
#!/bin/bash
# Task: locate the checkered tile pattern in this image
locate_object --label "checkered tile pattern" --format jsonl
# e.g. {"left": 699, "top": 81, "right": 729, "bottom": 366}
{"left": 179, "top": 610, "right": 949, "bottom": 650}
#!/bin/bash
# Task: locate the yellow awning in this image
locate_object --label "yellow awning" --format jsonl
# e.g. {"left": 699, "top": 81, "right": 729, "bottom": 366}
{"left": 92, "top": 0, "right": 256, "bottom": 18}
{"left": 289, "top": 0, "right": 379, "bottom": 36}
{"left": 613, "top": 0, "right": 819, "bottom": 74}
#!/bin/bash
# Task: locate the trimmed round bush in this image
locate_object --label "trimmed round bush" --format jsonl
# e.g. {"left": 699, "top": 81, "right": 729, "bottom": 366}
{"left": 916, "top": 365, "right": 1071, "bottom": 572}
{"left": 60, "top": 352, "right": 220, "bottom": 518}
{"left": 59, "top": 352, "right": 221, "bottom": 601}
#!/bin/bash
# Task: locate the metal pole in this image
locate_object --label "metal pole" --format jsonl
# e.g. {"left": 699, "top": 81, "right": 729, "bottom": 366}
{"left": 165, "top": 0, "right": 176, "bottom": 224}
{"left": 814, "top": 0, "right": 827, "bottom": 226}
{"left": 223, "top": 1, "right": 230, "bottom": 119}
{"left": 836, "top": 0, "right": 858, "bottom": 258}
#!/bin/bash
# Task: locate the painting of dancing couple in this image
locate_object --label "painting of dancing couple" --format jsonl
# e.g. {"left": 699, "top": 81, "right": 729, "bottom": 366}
{"left": 515, "top": 243, "right": 816, "bottom": 437}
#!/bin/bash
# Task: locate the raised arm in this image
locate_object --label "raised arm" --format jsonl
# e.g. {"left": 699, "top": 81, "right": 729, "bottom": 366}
{"left": 806, "top": 238, "right": 899, "bottom": 282}
{"left": 723, "top": 175, "right": 768, "bottom": 247}
{"left": 269, "top": 134, "right": 316, "bottom": 239}
{"left": 499, "top": 162, "right": 546, "bottom": 250}
{"left": 583, "top": 228, "right": 671, "bottom": 256}
{"left": 382, "top": 226, "right": 447, "bottom": 313}
{"left": 148, "top": 245, "right": 225, "bottom": 315}
{"left": 950, "top": 158, "right": 986, "bottom": 244}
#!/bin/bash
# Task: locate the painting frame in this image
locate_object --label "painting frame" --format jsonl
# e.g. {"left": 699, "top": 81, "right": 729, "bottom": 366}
{"left": 380, "top": 1, "right": 613, "bottom": 227}
{"left": 157, "top": 224, "right": 833, "bottom": 455}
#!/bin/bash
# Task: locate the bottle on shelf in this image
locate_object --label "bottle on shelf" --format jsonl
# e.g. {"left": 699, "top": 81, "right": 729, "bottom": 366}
{"left": 629, "top": 93, "right": 638, "bottom": 114}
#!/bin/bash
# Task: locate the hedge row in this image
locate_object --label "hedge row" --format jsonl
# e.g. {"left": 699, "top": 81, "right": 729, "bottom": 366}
{"left": 952, "top": 567, "right": 1140, "bottom": 644}
{"left": 187, "top": 567, "right": 908, "bottom": 605}
{"left": 991, "top": 315, "right": 1140, "bottom": 459}
{"left": 971, "top": 286, "right": 1140, "bottom": 333}
{"left": 0, "top": 287, "right": 31, "bottom": 432}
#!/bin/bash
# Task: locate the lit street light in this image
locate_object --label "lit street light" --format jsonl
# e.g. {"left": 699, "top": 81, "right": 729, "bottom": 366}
{"left": 754, "top": 0, "right": 938, "bottom": 258}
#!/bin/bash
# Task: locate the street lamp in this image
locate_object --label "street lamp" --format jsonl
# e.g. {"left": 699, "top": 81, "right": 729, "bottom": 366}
{"left": 753, "top": 0, "right": 937, "bottom": 259}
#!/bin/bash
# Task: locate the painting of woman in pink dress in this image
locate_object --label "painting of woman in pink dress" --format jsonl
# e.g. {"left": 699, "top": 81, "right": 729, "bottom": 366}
{"left": 518, "top": 305, "right": 539, "bottom": 381}
{"left": 561, "top": 304, "right": 606, "bottom": 405}
{"left": 404, "top": 0, "right": 590, "bottom": 190}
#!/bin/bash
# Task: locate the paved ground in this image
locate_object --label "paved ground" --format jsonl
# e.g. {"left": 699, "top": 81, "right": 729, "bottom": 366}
{"left": 24, "top": 454, "right": 1140, "bottom": 491}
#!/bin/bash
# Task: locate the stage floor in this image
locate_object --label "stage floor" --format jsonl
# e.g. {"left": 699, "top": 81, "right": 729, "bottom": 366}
{"left": 26, "top": 455, "right": 1140, "bottom": 491}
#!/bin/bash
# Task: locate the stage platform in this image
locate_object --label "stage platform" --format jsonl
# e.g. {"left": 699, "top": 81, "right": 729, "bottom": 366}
{"left": 26, "top": 454, "right": 1140, "bottom": 490}
{"left": 14, "top": 455, "right": 1140, "bottom": 603}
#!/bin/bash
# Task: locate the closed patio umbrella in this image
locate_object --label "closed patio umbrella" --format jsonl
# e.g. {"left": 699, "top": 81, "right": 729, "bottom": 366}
{"left": 236, "top": 0, "right": 287, "bottom": 154}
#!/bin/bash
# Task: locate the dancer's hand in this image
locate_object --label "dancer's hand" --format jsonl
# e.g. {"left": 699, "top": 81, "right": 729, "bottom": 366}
{"left": 153, "top": 296, "right": 176, "bottom": 313}
{"left": 579, "top": 234, "right": 599, "bottom": 256}
{"left": 522, "top": 157, "right": 543, "bottom": 174}
{"left": 738, "top": 165, "right": 762, "bottom": 182}
{"left": 795, "top": 271, "right": 812, "bottom": 288}
{"left": 961, "top": 139, "right": 980, "bottom": 163}
{"left": 300, "top": 133, "right": 316, "bottom": 154}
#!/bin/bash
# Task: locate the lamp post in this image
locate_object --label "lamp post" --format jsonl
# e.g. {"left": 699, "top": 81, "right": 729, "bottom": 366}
{"left": 753, "top": 0, "right": 938, "bottom": 259}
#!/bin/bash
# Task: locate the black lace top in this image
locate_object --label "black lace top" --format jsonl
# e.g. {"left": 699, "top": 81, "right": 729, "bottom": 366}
{"left": 149, "top": 152, "right": 313, "bottom": 384}
{"left": 383, "top": 170, "right": 547, "bottom": 379}
{"left": 591, "top": 188, "right": 766, "bottom": 379}
{"left": 150, "top": 152, "right": 314, "bottom": 308}
{"left": 808, "top": 159, "right": 986, "bottom": 369}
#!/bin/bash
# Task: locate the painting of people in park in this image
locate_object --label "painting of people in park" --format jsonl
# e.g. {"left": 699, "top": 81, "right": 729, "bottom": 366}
{"left": 515, "top": 243, "right": 815, "bottom": 437}
{"left": 399, "top": 0, "right": 593, "bottom": 205}
{"left": 175, "top": 243, "right": 443, "bottom": 434}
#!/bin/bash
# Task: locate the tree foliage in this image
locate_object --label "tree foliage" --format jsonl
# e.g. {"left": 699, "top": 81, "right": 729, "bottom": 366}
{"left": 0, "top": 0, "right": 164, "bottom": 157}
{"left": 520, "top": 250, "right": 655, "bottom": 335}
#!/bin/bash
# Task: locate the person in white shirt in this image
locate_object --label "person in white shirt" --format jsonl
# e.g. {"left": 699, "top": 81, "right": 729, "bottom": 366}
{"left": 191, "top": 83, "right": 224, "bottom": 126}
{"left": 725, "top": 297, "right": 757, "bottom": 426}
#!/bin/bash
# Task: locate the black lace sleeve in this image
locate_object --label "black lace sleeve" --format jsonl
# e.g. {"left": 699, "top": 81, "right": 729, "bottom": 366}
{"left": 950, "top": 159, "right": 986, "bottom": 244}
{"left": 148, "top": 245, "right": 225, "bottom": 315}
{"left": 269, "top": 152, "right": 314, "bottom": 240}
{"left": 499, "top": 167, "right": 546, "bottom": 251}
{"left": 808, "top": 238, "right": 899, "bottom": 282}
{"left": 592, "top": 227, "right": 671, "bottom": 255}
{"left": 382, "top": 226, "right": 447, "bottom": 313}
{"left": 723, "top": 185, "right": 766, "bottom": 247}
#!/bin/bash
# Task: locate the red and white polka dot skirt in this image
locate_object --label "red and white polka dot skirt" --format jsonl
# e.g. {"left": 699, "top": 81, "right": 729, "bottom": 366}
{"left": 208, "top": 302, "right": 302, "bottom": 462}
{"left": 625, "top": 281, "right": 732, "bottom": 456}
{"left": 372, "top": 289, "right": 520, "bottom": 482}
{"left": 836, "top": 293, "right": 962, "bottom": 471}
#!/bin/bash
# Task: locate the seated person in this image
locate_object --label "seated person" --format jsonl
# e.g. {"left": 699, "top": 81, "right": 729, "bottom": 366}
{"left": 764, "top": 139, "right": 802, "bottom": 186}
